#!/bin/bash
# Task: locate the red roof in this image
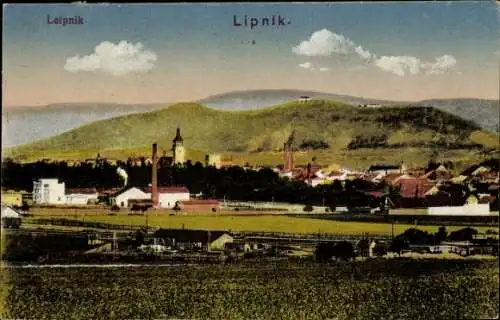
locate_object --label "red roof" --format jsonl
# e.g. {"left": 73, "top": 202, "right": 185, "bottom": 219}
{"left": 383, "top": 173, "right": 403, "bottom": 183}
{"left": 182, "top": 200, "right": 219, "bottom": 205}
{"left": 66, "top": 188, "right": 98, "bottom": 195}
{"left": 393, "top": 178, "right": 434, "bottom": 198}
{"left": 328, "top": 171, "right": 343, "bottom": 177}
{"left": 364, "top": 191, "right": 387, "bottom": 198}
{"left": 144, "top": 186, "right": 190, "bottom": 194}
{"left": 97, "top": 188, "right": 122, "bottom": 196}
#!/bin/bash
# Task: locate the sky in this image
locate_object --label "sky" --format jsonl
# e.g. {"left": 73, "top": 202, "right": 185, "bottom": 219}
{"left": 2, "top": 2, "right": 499, "bottom": 106}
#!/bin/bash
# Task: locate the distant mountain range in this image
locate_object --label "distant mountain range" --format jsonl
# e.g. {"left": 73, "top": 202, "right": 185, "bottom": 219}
{"left": 2, "top": 103, "right": 168, "bottom": 148}
{"left": 2, "top": 90, "right": 498, "bottom": 148}
{"left": 200, "top": 90, "right": 499, "bottom": 134}
{"left": 5, "top": 101, "right": 497, "bottom": 163}
{"left": 198, "top": 89, "right": 407, "bottom": 110}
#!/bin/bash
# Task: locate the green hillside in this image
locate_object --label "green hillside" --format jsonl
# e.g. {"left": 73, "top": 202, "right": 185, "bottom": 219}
{"left": 4, "top": 100, "right": 499, "bottom": 169}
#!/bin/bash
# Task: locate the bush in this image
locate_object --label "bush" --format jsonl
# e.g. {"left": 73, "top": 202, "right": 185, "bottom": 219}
{"left": 314, "top": 242, "right": 335, "bottom": 262}
{"left": 388, "top": 237, "right": 410, "bottom": 256}
{"left": 448, "top": 227, "right": 478, "bottom": 242}
{"left": 21, "top": 202, "right": 30, "bottom": 212}
{"left": 315, "top": 241, "right": 356, "bottom": 262}
{"left": 303, "top": 205, "right": 313, "bottom": 212}
{"left": 299, "top": 139, "right": 330, "bottom": 150}
{"left": 111, "top": 205, "right": 120, "bottom": 212}
{"left": 211, "top": 208, "right": 217, "bottom": 212}
{"left": 333, "top": 241, "right": 356, "bottom": 261}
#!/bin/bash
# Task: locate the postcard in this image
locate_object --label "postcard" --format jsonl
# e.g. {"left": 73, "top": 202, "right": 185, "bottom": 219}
{"left": 1, "top": 2, "right": 499, "bottom": 320}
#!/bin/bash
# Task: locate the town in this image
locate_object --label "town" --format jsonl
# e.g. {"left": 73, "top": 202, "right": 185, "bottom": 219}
{"left": 2, "top": 126, "right": 498, "bottom": 264}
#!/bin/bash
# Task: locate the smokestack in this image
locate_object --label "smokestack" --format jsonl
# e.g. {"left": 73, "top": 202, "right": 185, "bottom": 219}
{"left": 307, "top": 162, "right": 312, "bottom": 186}
{"left": 152, "top": 143, "right": 158, "bottom": 208}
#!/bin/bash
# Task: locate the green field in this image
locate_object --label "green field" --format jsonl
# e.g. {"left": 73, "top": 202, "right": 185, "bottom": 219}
{"left": 4, "top": 100, "right": 498, "bottom": 170}
{"left": 25, "top": 213, "right": 499, "bottom": 236}
{"left": 1, "top": 259, "right": 498, "bottom": 320}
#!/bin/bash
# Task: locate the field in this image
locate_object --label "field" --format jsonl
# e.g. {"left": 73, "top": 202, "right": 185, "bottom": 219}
{"left": 1, "top": 259, "right": 498, "bottom": 319}
{"left": 24, "top": 208, "right": 499, "bottom": 236}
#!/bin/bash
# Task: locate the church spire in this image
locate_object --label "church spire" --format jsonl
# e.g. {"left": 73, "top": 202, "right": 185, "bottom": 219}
{"left": 173, "top": 127, "right": 183, "bottom": 143}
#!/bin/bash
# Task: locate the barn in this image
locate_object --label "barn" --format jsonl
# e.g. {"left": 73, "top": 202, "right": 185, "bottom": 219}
{"left": 109, "top": 187, "right": 149, "bottom": 208}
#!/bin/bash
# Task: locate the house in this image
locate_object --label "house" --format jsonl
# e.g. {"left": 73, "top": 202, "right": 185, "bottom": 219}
{"left": 152, "top": 229, "right": 234, "bottom": 251}
{"left": 32, "top": 178, "right": 66, "bottom": 205}
{"left": 368, "top": 164, "right": 402, "bottom": 175}
{"left": 144, "top": 186, "right": 190, "bottom": 209}
{"left": 65, "top": 188, "right": 99, "bottom": 205}
{"left": 109, "top": 186, "right": 149, "bottom": 208}
{"left": 419, "top": 165, "right": 454, "bottom": 182}
{"left": 391, "top": 175, "right": 435, "bottom": 208}
{"left": 298, "top": 96, "right": 311, "bottom": 103}
{"left": 1, "top": 204, "right": 22, "bottom": 228}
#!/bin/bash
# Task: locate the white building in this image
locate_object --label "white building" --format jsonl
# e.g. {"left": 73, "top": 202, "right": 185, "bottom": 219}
{"left": 428, "top": 204, "right": 491, "bottom": 216}
{"left": 298, "top": 96, "right": 311, "bottom": 103}
{"left": 109, "top": 187, "right": 149, "bottom": 208}
{"left": 65, "top": 188, "right": 99, "bottom": 205}
{"left": 33, "top": 178, "right": 65, "bottom": 205}
{"left": 146, "top": 186, "right": 190, "bottom": 208}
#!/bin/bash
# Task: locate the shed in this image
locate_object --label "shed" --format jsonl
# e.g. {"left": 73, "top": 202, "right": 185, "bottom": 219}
{"left": 152, "top": 229, "right": 233, "bottom": 251}
{"left": 109, "top": 186, "right": 149, "bottom": 208}
{"left": 1, "top": 205, "right": 22, "bottom": 229}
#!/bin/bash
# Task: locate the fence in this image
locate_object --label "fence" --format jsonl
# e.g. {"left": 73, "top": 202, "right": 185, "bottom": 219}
{"left": 221, "top": 201, "right": 326, "bottom": 213}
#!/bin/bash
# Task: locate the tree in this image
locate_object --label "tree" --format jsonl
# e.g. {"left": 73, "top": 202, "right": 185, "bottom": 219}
{"left": 332, "top": 241, "right": 356, "bottom": 261}
{"left": 172, "top": 201, "right": 182, "bottom": 213}
{"left": 21, "top": 202, "right": 30, "bottom": 212}
{"left": 388, "top": 237, "right": 410, "bottom": 256}
{"left": 135, "top": 230, "right": 145, "bottom": 247}
{"left": 314, "top": 242, "right": 335, "bottom": 262}
{"left": 435, "top": 226, "right": 448, "bottom": 243}
{"left": 357, "top": 238, "right": 370, "bottom": 258}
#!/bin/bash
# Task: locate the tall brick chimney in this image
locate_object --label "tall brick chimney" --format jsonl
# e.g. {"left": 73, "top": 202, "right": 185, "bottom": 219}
{"left": 152, "top": 143, "right": 158, "bottom": 208}
{"left": 307, "top": 162, "right": 312, "bottom": 186}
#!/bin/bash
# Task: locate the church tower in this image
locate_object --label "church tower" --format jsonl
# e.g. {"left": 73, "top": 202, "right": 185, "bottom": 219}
{"left": 172, "top": 127, "right": 185, "bottom": 166}
{"left": 283, "top": 130, "right": 296, "bottom": 172}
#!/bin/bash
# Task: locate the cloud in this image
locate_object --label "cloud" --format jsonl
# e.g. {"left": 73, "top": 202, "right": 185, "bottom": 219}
{"left": 298, "top": 62, "right": 314, "bottom": 70}
{"left": 298, "top": 62, "right": 329, "bottom": 72}
{"left": 65, "top": 41, "right": 157, "bottom": 76}
{"left": 421, "top": 55, "right": 457, "bottom": 75}
{"left": 293, "top": 29, "right": 457, "bottom": 76}
{"left": 375, "top": 56, "right": 421, "bottom": 77}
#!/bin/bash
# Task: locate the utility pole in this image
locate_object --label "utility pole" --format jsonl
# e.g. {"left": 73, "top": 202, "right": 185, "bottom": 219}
{"left": 391, "top": 220, "right": 394, "bottom": 240}
{"left": 207, "top": 231, "right": 211, "bottom": 253}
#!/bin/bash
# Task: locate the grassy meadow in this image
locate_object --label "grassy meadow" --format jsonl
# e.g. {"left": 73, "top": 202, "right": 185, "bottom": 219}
{"left": 24, "top": 209, "right": 499, "bottom": 236}
{"left": 2, "top": 259, "right": 498, "bottom": 319}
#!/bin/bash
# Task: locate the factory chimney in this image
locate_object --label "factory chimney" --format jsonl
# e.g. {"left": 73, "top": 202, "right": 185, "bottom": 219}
{"left": 152, "top": 143, "right": 159, "bottom": 208}
{"left": 307, "top": 162, "right": 312, "bottom": 186}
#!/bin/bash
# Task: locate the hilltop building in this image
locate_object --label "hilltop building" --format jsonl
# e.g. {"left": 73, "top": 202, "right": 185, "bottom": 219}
{"left": 283, "top": 130, "right": 296, "bottom": 172}
{"left": 298, "top": 96, "right": 311, "bottom": 103}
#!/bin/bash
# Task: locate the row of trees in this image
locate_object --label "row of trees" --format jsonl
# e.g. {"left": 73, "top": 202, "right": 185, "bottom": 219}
{"left": 1, "top": 159, "right": 388, "bottom": 207}
{"left": 314, "top": 226, "right": 497, "bottom": 262}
